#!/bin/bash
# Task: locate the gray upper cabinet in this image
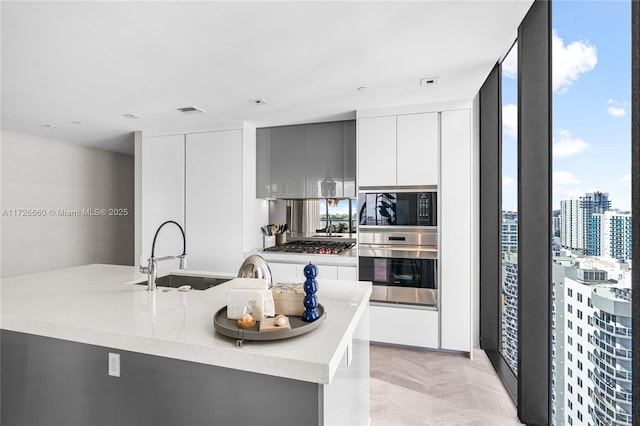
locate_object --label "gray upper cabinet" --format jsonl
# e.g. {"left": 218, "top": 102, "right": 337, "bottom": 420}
{"left": 343, "top": 121, "right": 356, "bottom": 197}
{"left": 269, "top": 125, "right": 306, "bottom": 198}
{"left": 256, "top": 120, "right": 356, "bottom": 199}
{"left": 306, "top": 122, "right": 344, "bottom": 198}
{"left": 256, "top": 128, "right": 271, "bottom": 199}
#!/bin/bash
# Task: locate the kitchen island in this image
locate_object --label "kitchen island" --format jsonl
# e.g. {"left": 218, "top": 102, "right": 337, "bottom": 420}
{"left": 1, "top": 264, "right": 371, "bottom": 426}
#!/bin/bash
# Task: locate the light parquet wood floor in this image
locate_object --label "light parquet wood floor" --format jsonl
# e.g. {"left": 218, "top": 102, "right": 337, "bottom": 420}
{"left": 370, "top": 344, "right": 523, "bottom": 426}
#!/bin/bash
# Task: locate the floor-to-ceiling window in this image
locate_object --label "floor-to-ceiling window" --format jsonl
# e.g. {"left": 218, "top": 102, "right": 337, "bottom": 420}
{"left": 501, "top": 43, "right": 519, "bottom": 377}
{"left": 551, "top": 2, "right": 633, "bottom": 425}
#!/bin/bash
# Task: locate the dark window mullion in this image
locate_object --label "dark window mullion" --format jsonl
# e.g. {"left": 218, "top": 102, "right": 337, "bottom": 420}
{"left": 517, "top": 1, "right": 552, "bottom": 424}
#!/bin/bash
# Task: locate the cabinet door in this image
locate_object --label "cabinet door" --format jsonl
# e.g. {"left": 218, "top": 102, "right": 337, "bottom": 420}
{"left": 269, "top": 262, "right": 298, "bottom": 283}
{"left": 141, "top": 135, "right": 185, "bottom": 265}
{"left": 440, "top": 109, "right": 472, "bottom": 352}
{"left": 270, "top": 126, "right": 306, "bottom": 198}
{"left": 337, "top": 266, "right": 357, "bottom": 281}
{"left": 256, "top": 128, "right": 271, "bottom": 199}
{"left": 186, "top": 130, "right": 243, "bottom": 273}
{"left": 370, "top": 305, "right": 439, "bottom": 348}
{"left": 343, "top": 121, "right": 357, "bottom": 197}
{"left": 299, "top": 264, "right": 338, "bottom": 280}
{"left": 305, "top": 122, "right": 344, "bottom": 198}
{"left": 358, "top": 116, "right": 397, "bottom": 187}
{"left": 397, "top": 112, "right": 439, "bottom": 186}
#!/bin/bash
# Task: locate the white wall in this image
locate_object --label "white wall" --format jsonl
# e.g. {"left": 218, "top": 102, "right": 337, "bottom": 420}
{"left": 472, "top": 94, "right": 481, "bottom": 348}
{"left": 1, "top": 131, "right": 134, "bottom": 277}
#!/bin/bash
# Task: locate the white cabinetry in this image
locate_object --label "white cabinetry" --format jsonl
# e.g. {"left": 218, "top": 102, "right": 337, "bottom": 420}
{"left": 396, "top": 113, "right": 439, "bottom": 186}
{"left": 369, "top": 305, "right": 439, "bottom": 348}
{"left": 358, "top": 116, "right": 396, "bottom": 187}
{"left": 141, "top": 135, "right": 185, "bottom": 264}
{"left": 186, "top": 131, "right": 243, "bottom": 272}
{"left": 260, "top": 253, "right": 357, "bottom": 284}
{"left": 140, "top": 124, "right": 267, "bottom": 275}
{"left": 357, "top": 102, "right": 473, "bottom": 353}
{"left": 439, "top": 109, "right": 472, "bottom": 352}
{"left": 268, "top": 262, "right": 346, "bottom": 283}
{"left": 337, "top": 265, "right": 357, "bottom": 281}
{"left": 358, "top": 113, "right": 438, "bottom": 187}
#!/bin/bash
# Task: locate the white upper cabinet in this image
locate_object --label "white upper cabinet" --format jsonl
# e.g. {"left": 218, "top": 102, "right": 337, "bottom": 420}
{"left": 396, "top": 113, "right": 439, "bottom": 186}
{"left": 186, "top": 130, "right": 243, "bottom": 273}
{"left": 141, "top": 134, "right": 185, "bottom": 264}
{"left": 358, "top": 112, "right": 439, "bottom": 188}
{"left": 357, "top": 116, "right": 396, "bottom": 187}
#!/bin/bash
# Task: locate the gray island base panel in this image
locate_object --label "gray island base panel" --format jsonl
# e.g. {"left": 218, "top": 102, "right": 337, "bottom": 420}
{"left": 1, "top": 327, "right": 370, "bottom": 426}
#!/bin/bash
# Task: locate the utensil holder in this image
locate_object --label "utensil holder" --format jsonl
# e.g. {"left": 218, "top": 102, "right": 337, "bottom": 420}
{"left": 263, "top": 235, "right": 276, "bottom": 248}
{"left": 276, "top": 233, "right": 287, "bottom": 245}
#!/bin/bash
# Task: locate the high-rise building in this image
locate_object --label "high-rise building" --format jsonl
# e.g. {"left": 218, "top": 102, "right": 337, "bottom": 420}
{"left": 590, "top": 287, "right": 632, "bottom": 426}
{"left": 501, "top": 253, "right": 518, "bottom": 373}
{"left": 501, "top": 218, "right": 518, "bottom": 253}
{"left": 551, "top": 257, "right": 632, "bottom": 426}
{"left": 589, "top": 211, "right": 632, "bottom": 261}
{"left": 560, "top": 192, "right": 611, "bottom": 253}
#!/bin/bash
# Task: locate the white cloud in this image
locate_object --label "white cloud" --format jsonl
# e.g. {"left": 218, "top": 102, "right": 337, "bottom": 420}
{"left": 552, "top": 29, "right": 597, "bottom": 94}
{"left": 502, "top": 104, "right": 517, "bottom": 140}
{"left": 607, "top": 106, "right": 626, "bottom": 117}
{"left": 606, "top": 100, "right": 628, "bottom": 117}
{"left": 502, "top": 175, "right": 516, "bottom": 190}
{"left": 553, "top": 171, "right": 581, "bottom": 185}
{"left": 619, "top": 174, "right": 631, "bottom": 185}
{"left": 553, "top": 129, "right": 588, "bottom": 158}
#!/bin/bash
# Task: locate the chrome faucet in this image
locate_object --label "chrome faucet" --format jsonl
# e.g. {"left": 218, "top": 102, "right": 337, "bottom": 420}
{"left": 140, "top": 220, "right": 187, "bottom": 291}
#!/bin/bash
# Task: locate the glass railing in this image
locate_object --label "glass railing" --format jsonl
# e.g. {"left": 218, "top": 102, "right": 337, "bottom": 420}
{"left": 592, "top": 371, "right": 633, "bottom": 403}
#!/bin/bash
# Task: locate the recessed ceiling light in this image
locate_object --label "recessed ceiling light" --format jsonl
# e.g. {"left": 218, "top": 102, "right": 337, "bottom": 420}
{"left": 70, "top": 120, "right": 83, "bottom": 125}
{"left": 177, "top": 106, "right": 206, "bottom": 114}
{"left": 249, "top": 98, "right": 268, "bottom": 106}
{"left": 41, "top": 124, "right": 58, "bottom": 128}
{"left": 122, "top": 113, "right": 141, "bottom": 120}
{"left": 420, "top": 77, "right": 440, "bottom": 86}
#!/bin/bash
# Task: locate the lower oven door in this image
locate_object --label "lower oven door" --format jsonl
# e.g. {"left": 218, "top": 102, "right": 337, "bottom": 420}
{"left": 358, "top": 249, "right": 437, "bottom": 308}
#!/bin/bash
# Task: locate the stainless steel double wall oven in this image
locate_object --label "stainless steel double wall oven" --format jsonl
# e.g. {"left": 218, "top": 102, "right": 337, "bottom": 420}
{"left": 358, "top": 187, "right": 438, "bottom": 307}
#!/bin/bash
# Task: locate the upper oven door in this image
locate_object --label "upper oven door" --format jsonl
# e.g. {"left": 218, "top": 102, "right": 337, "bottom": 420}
{"left": 358, "top": 189, "right": 437, "bottom": 228}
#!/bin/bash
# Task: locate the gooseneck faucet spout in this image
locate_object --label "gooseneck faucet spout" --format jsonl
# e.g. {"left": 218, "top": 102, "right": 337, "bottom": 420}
{"left": 140, "top": 220, "right": 188, "bottom": 291}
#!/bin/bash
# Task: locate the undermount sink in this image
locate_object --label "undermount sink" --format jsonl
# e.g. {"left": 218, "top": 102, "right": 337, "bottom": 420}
{"left": 135, "top": 274, "right": 231, "bottom": 291}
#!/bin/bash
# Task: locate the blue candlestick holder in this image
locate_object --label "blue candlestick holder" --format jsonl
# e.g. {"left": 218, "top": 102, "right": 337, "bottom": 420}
{"left": 302, "top": 262, "right": 319, "bottom": 322}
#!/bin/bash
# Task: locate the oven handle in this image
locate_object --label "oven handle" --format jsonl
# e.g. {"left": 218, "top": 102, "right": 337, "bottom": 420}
{"left": 358, "top": 244, "right": 438, "bottom": 260}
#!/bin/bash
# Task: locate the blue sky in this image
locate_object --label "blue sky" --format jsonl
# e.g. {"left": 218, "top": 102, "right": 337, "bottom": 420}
{"left": 501, "top": 0, "right": 632, "bottom": 212}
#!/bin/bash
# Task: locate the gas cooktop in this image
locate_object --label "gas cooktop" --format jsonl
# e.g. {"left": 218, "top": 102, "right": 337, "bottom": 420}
{"left": 263, "top": 240, "right": 354, "bottom": 255}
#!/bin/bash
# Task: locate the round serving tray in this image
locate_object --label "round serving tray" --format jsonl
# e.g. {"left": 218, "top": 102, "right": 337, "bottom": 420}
{"left": 213, "top": 304, "right": 326, "bottom": 341}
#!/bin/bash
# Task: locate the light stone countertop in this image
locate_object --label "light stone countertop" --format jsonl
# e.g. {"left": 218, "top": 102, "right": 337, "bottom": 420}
{"left": 254, "top": 247, "right": 358, "bottom": 266}
{"left": 0, "top": 264, "right": 371, "bottom": 384}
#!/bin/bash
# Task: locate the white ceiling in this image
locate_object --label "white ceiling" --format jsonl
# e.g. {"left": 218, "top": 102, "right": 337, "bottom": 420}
{"left": 1, "top": 1, "right": 533, "bottom": 155}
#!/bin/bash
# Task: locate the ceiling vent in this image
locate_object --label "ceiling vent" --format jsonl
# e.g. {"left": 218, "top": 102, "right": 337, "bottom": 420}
{"left": 177, "top": 106, "right": 206, "bottom": 114}
{"left": 420, "top": 76, "right": 440, "bottom": 86}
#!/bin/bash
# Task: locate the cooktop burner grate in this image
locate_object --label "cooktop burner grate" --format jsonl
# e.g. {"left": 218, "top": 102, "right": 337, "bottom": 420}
{"left": 263, "top": 240, "right": 354, "bottom": 255}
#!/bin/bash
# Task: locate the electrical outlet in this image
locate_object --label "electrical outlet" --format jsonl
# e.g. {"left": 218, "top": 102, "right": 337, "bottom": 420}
{"left": 108, "top": 352, "right": 120, "bottom": 377}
